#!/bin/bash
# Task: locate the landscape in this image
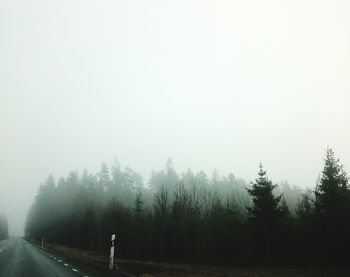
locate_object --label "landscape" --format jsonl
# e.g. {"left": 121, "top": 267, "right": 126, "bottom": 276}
{"left": 1, "top": 0, "right": 349, "bottom": 276}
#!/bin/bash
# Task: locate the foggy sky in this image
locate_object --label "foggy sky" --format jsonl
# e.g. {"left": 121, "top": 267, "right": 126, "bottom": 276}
{"left": 1, "top": 0, "right": 349, "bottom": 236}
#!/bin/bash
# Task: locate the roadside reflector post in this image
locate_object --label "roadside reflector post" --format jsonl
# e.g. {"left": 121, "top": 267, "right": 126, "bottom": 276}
{"left": 41, "top": 237, "right": 44, "bottom": 247}
{"left": 109, "top": 234, "right": 116, "bottom": 270}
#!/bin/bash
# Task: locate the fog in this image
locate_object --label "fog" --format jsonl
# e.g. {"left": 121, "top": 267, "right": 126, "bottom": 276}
{"left": 0, "top": 0, "right": 349, "bottom": 236}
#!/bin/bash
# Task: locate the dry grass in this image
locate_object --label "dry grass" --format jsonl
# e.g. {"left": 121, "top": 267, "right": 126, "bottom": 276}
{"left": 43, "top": 243, "right": 350, "bottom": 277}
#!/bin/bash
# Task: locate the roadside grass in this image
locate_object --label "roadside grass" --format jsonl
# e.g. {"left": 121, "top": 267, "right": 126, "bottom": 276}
{"left": 43, "top": 243, "right": 350, "bottom": 277}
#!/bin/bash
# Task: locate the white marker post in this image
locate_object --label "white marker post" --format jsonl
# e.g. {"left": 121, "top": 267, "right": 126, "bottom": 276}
{"left": 41, "top": 237, "right": 44, "bottom": 247}
{"left": 109, "top": 234, "right": 116, "bottom": 270}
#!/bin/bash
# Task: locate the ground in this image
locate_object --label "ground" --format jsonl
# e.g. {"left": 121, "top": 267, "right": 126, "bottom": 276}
{"left": 43, "top": 243, "right": 350, "bottom": 277}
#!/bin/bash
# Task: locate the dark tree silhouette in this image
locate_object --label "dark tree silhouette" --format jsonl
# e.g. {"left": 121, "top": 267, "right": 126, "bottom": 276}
{"left": 246, "top": 163, "right": 282, "bottom": 261}
{"left": 0, "top": 213, "right": 9, "bottom": 240}
{"left": 314, "top": 148, "right": 350, "bottom": 263}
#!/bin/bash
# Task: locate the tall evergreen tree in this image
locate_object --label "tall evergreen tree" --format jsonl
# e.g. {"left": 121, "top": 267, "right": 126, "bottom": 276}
{"left": 315, "top": 148, "right": 349, "bottom": 218}
{"left": 314, "top": 148, "right": 350, "bottom": 263}
{"left": 246, "top": 163, "right": 282, "bottom": 261}
{"left": 247, "top": 163, "right": 282, "bottom": 224}
{"left": 134, "top": 190, "right": 145, "bottom": 220}
{"left": 98, "top": 162, "right": 111, "bottom": 192}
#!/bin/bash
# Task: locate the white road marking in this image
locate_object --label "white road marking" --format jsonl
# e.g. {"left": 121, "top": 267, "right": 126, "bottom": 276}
{"left": 40, "top": 250, "right": 83, "bottom": 275}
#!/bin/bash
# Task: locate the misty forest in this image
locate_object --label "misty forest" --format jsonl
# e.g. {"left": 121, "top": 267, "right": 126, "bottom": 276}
{"left": 24, "top": 148, "right": 349, "bottom": 266}
{"left": 0, "top": 213, "right": 9, "bottom": 241}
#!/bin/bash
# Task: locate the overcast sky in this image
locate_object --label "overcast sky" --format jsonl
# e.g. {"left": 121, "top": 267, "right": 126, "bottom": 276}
{"left": 1, "top": 0, "right": 349, "bottom": 235}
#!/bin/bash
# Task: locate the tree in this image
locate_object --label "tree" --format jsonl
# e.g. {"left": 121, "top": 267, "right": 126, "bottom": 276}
{"left": 314, "top": 148, "right": 350, "bottom": 263}
{"left": 295, "top": 192, "right": 315, "bottom": 263}
{"left": 296, "top": 193, "right": 313, "bottom": 220}
{"left": 315, "top": 148, "right": 349, "bottom": 218}
{"left": 247, "top": 163, "right": 282, "bottom": 224}
{"left": 246, "top": 163, "right": 282, "bottom": 260}
{"left": 0, "top": 213, "right": 9, "bottom": 240}
{"left": 134, "top": 190, "right": 145, "bottom": 220}
{"left": 98, "top": 162, "right": 111, "bottom": 193}
{"left": 133, "top": 190, "right": 146, "bottom": 257}
{"left": 25, "top": 175, "right": 57, "bottom": 242}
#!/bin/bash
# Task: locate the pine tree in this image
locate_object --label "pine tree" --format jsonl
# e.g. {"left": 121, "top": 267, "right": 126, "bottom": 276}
{"left": 314, "top": 148, "right": 350, "bottom": 263}
{"left": 134, "top": 190, "right": 145, "bottom": 220}
{"left": 98, "top": 162, "right": 110, "bottom": 192}
{"left": 315, "top": 148, "right": 349, "bottom": 219}
{"left": 133, "top": 190, "right": 145, "bottom": 257}
{"left": 296, "top": 193, "right": 313, "bottom": 220}
{"left": 247, "top": 163, "right": 282, "bottom": 225}
{"left": 295, "top": 193, "right": 315, "bottom": 262}
{"left": 246, "top": 163, "right": 282, "bottom": 260}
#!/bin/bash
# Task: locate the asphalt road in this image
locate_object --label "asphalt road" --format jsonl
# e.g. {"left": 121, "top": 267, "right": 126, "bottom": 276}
{"left": 0, "top": 238, "right": 91, "bottom": 277}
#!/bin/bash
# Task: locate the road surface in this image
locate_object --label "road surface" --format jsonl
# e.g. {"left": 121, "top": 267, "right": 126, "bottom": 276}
{"left": 0, "top": 238, "right": 91, "bottom": 277}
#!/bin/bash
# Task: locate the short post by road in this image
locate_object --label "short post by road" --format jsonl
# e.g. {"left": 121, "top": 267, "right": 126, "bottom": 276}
{"left": 41, "top": 237, "right": 44, "bottom": 247}
{"left": 109, "top": 234, "right": 116, "bottom": 270}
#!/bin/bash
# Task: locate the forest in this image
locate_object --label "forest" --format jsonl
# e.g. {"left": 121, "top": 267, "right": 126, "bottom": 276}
{"left": 25, "top": 148, "right": 350, "bottom": 266}
{"left": 0, "top": 213, "right": 9, "bottom": 241}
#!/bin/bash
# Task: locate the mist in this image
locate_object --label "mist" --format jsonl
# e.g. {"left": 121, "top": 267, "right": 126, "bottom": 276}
{"left": 1, "top": 0, "right": 349, "bottom": 239}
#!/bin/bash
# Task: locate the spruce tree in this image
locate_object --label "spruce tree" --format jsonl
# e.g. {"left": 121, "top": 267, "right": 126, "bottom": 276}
{"left": 247, "top": 163, "right": 282, "bottom": 225}
{"left": 314, "top": 148, "right": 350, "bottom": 262}
{"left": 246, "top": 163, "right": 282, "bottom": 260}
{"left": 315, "top": 148, "right": 349, "bottom": 219}
{"left": 134, "top": 190, "right": 145, "bottom": 220}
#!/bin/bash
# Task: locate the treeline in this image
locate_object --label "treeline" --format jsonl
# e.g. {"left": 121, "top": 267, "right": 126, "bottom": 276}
{"left": 25, "top": 149, "right": 349, "bottom": 265}
{"left": 0, "top": 213, "right": 9, "bottom": 240}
